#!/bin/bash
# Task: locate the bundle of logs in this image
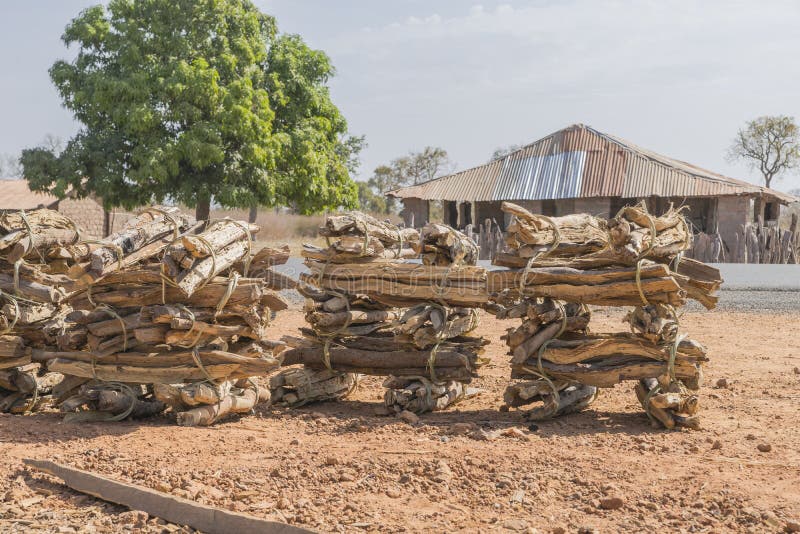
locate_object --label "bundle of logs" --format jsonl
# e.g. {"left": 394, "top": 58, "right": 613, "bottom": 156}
{"left": 279, "top": 213, "right": 487, "bottom": 413}
{"left": 0, "top": 206, "right": 289, "bottom": 425}
{"left": 491, "top": 201, "right": 721, "bottom": 429}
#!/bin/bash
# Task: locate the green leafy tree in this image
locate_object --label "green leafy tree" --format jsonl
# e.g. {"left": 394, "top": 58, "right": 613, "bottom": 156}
{"left": 356, "top": 181, "right": 386, "bottom": 214}
{"left": 728, "top": 115, "right": 800, "bottom": 189}
{"left": 21, "top": 0, "right": 359, "bottom": 219}
{"left": 265, "top": 33, "right": 361, "bottom": 214}
{"left": 366, "top": 147, "right": 451, "bottom": 214}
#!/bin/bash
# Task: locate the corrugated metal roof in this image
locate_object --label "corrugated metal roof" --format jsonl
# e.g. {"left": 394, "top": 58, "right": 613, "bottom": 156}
{"left": 0, "top": 179, "right": 59, "bottom": 210}
{"left": 388, "top": 124, "right": 799, "bottom": 204}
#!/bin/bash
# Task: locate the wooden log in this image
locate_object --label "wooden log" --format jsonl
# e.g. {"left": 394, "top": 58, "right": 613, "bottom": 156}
{"left": 7, "top": 229, "right": 79, "bottom": 263}
{"left": 420, "top": 223, "right": 479, "bottom": 266}
{"left": 309, "top": 309, "right": 398, "bottom": 328}
{"left": 176, "top": 240, "right": 249, "bottom": 296}
{"left": 23, "top": 459, "right": 310, "bottom": 534}
{"left": 526, "top": 384, "right": 597, "bottom": 420}
{"left": 270, "top": 368, "right": 357, "bottom": 407}
{"left": 320, "top": 212, "right": 421, "bottom": 250}
{"left": 88, "top": 207, "right": 193, "bottom": 277}
{"left": 70, "top": 279, "right": 288, "bottom": 312}
{"left": 0, "top": 336, "right": 29, "bottom": 369}
{"left": 182, "top": 220, "right": 258, "bottom": 258}
{"left": 511, "top": 316, "right": 591, "bottom": 364}
{"left": 0, "top": 273, "right": 67, "bottom": 304}
{"left": 280, "top": 346, "right": 475, "bottom": 370}
{"left": 635, "top": 380, "right": 675, "bottom": 429}
{"left": 176, "top": 383, "right": 269, "bottom": 427}
{"left": 34, "top": 349, "right": 280, "bottom": 375}
{"left": 513, "top": 358, "right": 701, "bottom": 388}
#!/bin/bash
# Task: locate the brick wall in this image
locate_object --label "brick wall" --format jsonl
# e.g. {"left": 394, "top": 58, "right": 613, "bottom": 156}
{"left": 58, "top": 197, "right": 106, "bottom": 238}
{"left": 716, "top": 196, "right": 751, "bottom": 253}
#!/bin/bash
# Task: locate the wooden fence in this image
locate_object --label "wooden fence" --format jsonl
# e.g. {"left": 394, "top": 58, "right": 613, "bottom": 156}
{"left": 688, "top": 215, "right": 799, "bottom": 264}
{"left": 464, "top": 219, "right": 505, "bottom": 261}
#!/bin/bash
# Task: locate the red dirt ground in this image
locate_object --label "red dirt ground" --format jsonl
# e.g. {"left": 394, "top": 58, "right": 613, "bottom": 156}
{"left": 1, "top": 308, "right": 799, "bottom": 533}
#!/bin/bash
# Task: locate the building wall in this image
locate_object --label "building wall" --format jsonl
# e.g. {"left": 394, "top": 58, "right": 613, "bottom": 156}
{"left": 57, "top": 197, "right": 106, "bottom": 238}
{"left": 399, "top": 198, "right": 429, "bottom": 227}
{"left": 573, "top": 198, "right": 612, "bottom": 217}
{"left": 716, "top": 196, "right": 751, "bottom": 254}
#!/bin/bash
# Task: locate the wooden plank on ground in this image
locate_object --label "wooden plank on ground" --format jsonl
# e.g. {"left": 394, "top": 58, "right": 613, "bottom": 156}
{"left": 24, "top": 459, "right": 312, "bottom": 534}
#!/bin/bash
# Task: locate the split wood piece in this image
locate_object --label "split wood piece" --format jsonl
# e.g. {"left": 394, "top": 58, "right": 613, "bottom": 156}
{"left": 635, "top": 378, "right": 700, "bottom": 430}
{"left": 520, "top": 277, "right": 684, "bottom": 307}
{"left": 307, "top": 309, "right": 399, "bottom": 329}
{"left": 0, "top": 273, "right": 68, "bottom": 304}
{"left": 502, "top": 379, "right": 570, "bottom": 408}
{"left": 52, "top": 375, "right": 91, "bottom": 405}
{"left": 69, "top": 224, "right": 202, "bottom": 285}
{"left": 625, "top": 304, "right": 679, "bottom": 344}
{"left": 247, "top": 244, "right": 290, "bottom": 269}
{"left": 512, "top": 357, "right": 702, "bottom": 389}
{"left": 0, "top": 208, "right": 78, "bottom": 235}
{"left": 515, "top": 334, "right": 707, "bottom": 366}
{"left": 294, "top": 329, "right": 488, "bottom": 356}
{"left": 182, "top": 219, "right": 258, "bottom": 258}
{"left": 69, "top": 278, "right": 288, "bottom": 312}
{"left": 0, "top": 335, "right": 29, "bottom": 368}
{"left": 383, "top": 377, "right": 478, "bottom": 414}
{"left": 88, "top": 207, "right": 194, "bottom": 278}
{"left": 176, "top": 240, "right": 249, "bottom": 297}
{"left": 47, "top": 241, "right": 101, "bottom": 262}
{"left": 24, "top": 459, "right": 311, "bottom": 534}
{"left": 34, "top": 348, "right": 280, "bottom": 375}
{"left": 59, "top": 383, "right": 165, "bottom": 420}
{"left": 281, "top": 346, "right": 479, "bottom": 372}
{"left": 509, "top": 315, "right": 591, "bottom": 365}
{"left": 176, "top": 380, "right": 270, "bottom": 426}
{"left": 524, "top": 383, "right": 598, "bottom": 420}
{"left": 301, "top": 243, "right": 419, "bottom": 263}
{"left": 302, "top": 273, "right": 489, "bottom": 308}
{"left": 420, "top": 223, "right": 479, "bottom": 267}
{"left": 488, "top": 262, "right": 671, "bottom": 290}
{"left": 410, "top": 311, "right": 480, "bottom": 349}
{"left": 320, "top": 212, "right": 421, "bottom": 250}
{"left": 609, "top": 204, "right": 692, "bottom": 262}
{"left": 502, "top": 202, "right": 608, "bottom": 251}
{"left": 43, "top": 349, "right": 280, "bottom": 384}
{"left": 2, "top": 299, "right": 58, "bottom": 327}
{"left": 306, "top": 261, "right": 487, "bottom": 285}
{"left": 0, "top": 367, "right": 37, "bottom": 393}
{"left": 269, "top": 367, "right": 357, "bottom": 407}
{"left": 6, "top": 229, "right": 80, "bottom": 263}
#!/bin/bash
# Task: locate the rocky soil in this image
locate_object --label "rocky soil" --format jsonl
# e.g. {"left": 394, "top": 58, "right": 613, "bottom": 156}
{"left": 1, "top": 306, "right": 799, "bottom": 533}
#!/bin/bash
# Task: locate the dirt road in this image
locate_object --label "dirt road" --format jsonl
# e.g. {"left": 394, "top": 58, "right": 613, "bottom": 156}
{"left": 1, "top": 308, "right": 799, "bottom": 533}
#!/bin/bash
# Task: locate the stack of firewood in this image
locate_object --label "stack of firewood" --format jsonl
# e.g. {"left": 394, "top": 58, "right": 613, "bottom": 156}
{"left": 280, "top": 213, "right": 487, "bottom": 413}
{"left": 0, "top": 207, "right": 289, "bottom": 425}
{"left": 492, "top": 202, "right": 719, "bottom": 429}
{"left": 0, "top": 208, "right": 86, "bottom": 413}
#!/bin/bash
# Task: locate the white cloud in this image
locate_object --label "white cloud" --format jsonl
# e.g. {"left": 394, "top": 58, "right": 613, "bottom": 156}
{"left": 321, "top": 0, "right": 800, "bottom": 190}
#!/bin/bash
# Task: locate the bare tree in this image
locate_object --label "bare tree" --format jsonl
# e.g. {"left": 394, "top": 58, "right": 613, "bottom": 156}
{"left": 728, "top": 115, "right": 800, "bottom": 188}
{"left": 489, "top": 144, "right": 522, "bottom": 162}
{"left": 0, "top": 153, "right": 22, "bottom": 178}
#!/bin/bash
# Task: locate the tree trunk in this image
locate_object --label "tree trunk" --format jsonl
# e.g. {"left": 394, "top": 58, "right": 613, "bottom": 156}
{"left": 248, "top": 204, "right": 258, "bottom": 224}
{"left": 195, "top": 192, "right": 211, "bottom": 222}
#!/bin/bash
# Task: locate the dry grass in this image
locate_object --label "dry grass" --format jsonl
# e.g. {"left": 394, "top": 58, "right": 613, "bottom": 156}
{"left": 209, "top": 208, "right": 401, "bottom": 255}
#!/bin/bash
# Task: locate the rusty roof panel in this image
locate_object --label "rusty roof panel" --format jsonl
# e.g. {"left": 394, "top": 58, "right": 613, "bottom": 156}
{"left": 387, "top": 124, "right": 799, "bottom": 204}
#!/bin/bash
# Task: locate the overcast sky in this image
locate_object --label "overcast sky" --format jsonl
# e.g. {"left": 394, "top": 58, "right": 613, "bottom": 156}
{"left": 1, "top": 0, "right": 800, "bottom": 192}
